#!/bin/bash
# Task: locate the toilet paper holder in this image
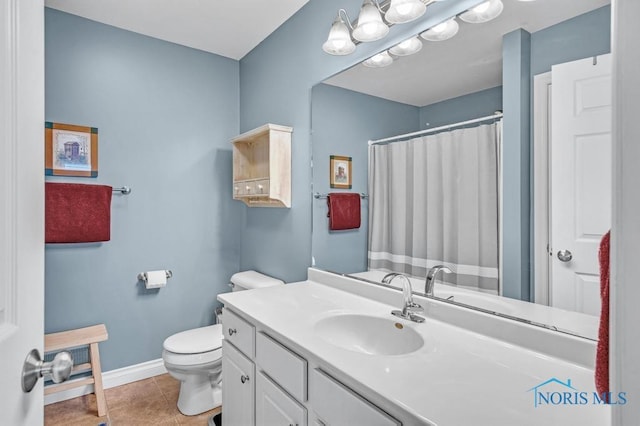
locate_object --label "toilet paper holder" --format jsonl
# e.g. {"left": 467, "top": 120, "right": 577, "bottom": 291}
{"left": 137, "top": 270, "right": 172, "bottom": 282}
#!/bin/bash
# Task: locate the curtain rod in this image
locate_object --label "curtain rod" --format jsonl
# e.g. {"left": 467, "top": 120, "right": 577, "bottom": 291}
{"left": 368, "top": 112, "right": 503, "bottom": 146}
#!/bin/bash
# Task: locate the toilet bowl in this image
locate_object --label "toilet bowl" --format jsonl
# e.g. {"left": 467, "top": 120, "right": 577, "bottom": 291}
{"left": 162, "top": 271, "right": 284, "bottom": 415}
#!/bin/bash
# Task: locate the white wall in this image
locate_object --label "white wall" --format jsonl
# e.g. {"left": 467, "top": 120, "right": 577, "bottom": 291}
{"left": 611, "top": 0, "right": 640, "bottom": 423}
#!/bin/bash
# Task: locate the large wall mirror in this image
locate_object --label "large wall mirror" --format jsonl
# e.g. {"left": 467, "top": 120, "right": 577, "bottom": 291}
{"left": 311, "top": 0, "right": 611, "bottom": 339}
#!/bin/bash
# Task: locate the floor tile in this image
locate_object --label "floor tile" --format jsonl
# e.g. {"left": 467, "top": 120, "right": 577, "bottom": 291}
{"left": 45, "top": 374, "right": 221, "bottom": 426}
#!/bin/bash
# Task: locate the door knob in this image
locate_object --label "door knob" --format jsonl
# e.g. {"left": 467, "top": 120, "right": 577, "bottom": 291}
{"left": 22, "top": 349, "right": 73, "bottom": 393}
{"left": 557, "top": 250, "right": 573, "bottom": 262}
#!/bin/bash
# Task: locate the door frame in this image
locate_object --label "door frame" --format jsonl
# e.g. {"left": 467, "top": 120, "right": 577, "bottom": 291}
{"left": 0, "top": 0, "right": 45, "bottom": 423}
{"left": 532, "top": 71, "right": 552, "bottom": 306}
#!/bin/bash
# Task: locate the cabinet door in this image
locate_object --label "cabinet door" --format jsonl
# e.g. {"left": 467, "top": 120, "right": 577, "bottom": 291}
{"left": 222, "top": 340, "right": 255, "bottom": 426}
{"left": 310, "top": 369, "right": 400, "bottom": 426}
{"left": 256, "top": 372, "right": 306, "bottom": 426}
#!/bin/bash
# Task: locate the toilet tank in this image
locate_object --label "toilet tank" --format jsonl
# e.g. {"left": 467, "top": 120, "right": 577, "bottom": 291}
{"left": 230, "top": 270, "right": 285, "bottom": 292}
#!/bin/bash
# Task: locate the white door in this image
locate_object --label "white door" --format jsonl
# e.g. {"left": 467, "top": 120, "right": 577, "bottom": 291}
{"left": 0, "top": 0, "right": 45, "bottom": 424}
{"left": 550, "top": 54, "right": 612, "bottom": 315}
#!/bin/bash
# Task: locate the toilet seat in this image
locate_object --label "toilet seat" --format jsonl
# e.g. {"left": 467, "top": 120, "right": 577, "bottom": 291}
{"left": 163, "top": 347, "right": 222, "bottom": 367}
{"left": 162, "top": 324, "right": 223, "bottom": 367}
{"left": 164, "top": 324, "right": 223, "bottom": 354}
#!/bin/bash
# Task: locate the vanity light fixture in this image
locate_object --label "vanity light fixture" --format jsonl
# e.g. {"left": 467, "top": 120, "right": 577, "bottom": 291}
{"left": 363, "top": 50, "right": 394, "bottom": 67}
{"left": 385, "top": 0, "right": 427, "bottom": 24}
{"left": 459, "top": 0, "right": 504, "bottom": 24}
{"left": 420, "top": 18, "right": 459, "bottom": 41}
{"left": 352, "top": 0, "right": 390, "bottom": 42}
{"left": 322, "top": 10, "right": 357, "bottom": 55}
{"left": 323, "top": 0, "right": 431, "bottom": 56}
{"left": 389, "top": 36, "right": 423, "bottom": 56}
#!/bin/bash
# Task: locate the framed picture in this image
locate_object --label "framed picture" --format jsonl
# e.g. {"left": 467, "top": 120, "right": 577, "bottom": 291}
{"left": 330, "top": 155, "right": 352, "bottom": 189}
{"left": 45, "top": 122, "right": 98, "bottom": 177}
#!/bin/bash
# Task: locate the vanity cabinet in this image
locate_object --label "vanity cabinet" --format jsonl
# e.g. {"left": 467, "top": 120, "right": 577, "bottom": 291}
{"left": 232, "top": 123, "right": 292, "bottom": 208}
{"left": 221, "top": 307, "right": 402, "bottom": 426}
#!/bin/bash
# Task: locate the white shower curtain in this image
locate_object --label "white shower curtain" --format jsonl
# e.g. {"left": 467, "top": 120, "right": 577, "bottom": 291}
{"left": 368, "top": 122, "right": 501, "bottom": 293}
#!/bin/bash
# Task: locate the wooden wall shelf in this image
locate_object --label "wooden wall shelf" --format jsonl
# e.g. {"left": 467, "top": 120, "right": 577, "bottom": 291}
{"left": 232, "top": 123, "right": 292, "bottom": 208}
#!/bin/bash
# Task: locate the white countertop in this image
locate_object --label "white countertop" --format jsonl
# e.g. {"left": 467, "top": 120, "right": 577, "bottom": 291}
{"left": 218, "top": 275, "right": 610, "bottom": 425}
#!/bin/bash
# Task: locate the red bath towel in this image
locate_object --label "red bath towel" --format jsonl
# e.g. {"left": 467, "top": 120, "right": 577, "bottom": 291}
{"left": 596, "top": 231, "right": 610, "bottom": 397}
{"left": 327, "top": 193, "right": 361, "bottom": 231}
{"left": 45, "top": 182, "right": 112, "bottom": 243}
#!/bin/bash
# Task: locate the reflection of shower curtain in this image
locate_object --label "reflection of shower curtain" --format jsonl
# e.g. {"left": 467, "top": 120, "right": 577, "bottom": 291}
{"left": 368, "top": 123, "right": 500, "bottom": 293}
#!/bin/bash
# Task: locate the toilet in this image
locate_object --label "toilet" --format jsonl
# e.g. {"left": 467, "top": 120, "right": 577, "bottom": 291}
{"left": 162, "top": 270, "right": 284, "bottom": 416}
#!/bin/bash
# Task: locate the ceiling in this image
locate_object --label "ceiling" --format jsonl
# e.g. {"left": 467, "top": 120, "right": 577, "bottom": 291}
{"left": 45, "top": 0, "right": 310, "bottom": 60}
{"left": 325, "top": 0, "right": 610, "bottom": 107}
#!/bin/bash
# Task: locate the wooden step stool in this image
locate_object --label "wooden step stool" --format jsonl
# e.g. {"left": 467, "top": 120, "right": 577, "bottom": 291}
{"left": 44, "top": 324, "right": 109, "bottom": 417}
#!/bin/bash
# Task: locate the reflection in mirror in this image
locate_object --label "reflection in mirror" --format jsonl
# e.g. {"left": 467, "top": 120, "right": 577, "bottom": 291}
{"left": 311, "top": 0, "right": 611, "bottom": 339}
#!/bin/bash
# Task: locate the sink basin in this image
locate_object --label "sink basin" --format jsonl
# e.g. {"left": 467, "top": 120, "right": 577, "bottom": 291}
{"left": 314, "top": 314, "right": 424, "bottom": 356}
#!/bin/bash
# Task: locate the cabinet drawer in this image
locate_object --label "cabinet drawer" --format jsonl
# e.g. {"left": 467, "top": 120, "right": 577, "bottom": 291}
{"left": 256, "top": 372, "right": 307, "bottom": 426}
{"left": 310, "top": 369, "right": 400, "bottom": 426}
{"left": 223, "top": 308, "right": 255, "bottom": 358}
{"left": 233, "top": 183, "right": 245, "bottom": 196}
{"left": 256, "top": 332, "right": 307, "bottom": 402}
{"left": 254, "top": 179, "right": 270, "bottom": 196}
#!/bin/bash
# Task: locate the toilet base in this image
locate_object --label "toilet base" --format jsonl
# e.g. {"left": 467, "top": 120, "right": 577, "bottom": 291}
{"left": 175, "top": 374, "right": 222, "bottom": 416}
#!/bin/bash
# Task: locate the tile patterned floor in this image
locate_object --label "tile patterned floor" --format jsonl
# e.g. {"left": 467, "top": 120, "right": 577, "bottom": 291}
{"left": 44, "top": 374, "right": 221, "bottom": 426}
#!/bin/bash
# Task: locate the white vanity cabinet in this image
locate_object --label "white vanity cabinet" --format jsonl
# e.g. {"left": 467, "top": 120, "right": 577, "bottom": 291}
{"left": 221, "top": 307, "right": 401, "bottom": 426}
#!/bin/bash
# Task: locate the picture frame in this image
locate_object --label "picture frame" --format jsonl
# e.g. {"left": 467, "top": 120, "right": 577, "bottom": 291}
{"left": 45, "top": 122, "right": 98, "bottom": 177}
{"left": 330, "top": 155, "right": 352, "bottom": 189}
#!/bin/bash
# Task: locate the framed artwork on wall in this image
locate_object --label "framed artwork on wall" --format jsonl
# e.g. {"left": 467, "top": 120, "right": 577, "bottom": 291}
{"left": 45, "top": 122, "right": 98, "bottom": 177}
{"left": 330, "top": 155, "right": 352, "bottom": 189}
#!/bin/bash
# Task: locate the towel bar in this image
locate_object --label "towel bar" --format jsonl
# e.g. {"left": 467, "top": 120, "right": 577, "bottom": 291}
{"left": 313, "top": 192, "right": 368, "bottom": 199}
{"left": 112, "top": 186, "right": 131, "bottom": 194}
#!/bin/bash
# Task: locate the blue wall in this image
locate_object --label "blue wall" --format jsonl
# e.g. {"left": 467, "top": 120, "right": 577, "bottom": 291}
{"left": 45, "top": 9, "right": 241, "bottom": 371}
{"left": 311, "top": 83, "right": 419, "bottom": 273}
{"left": 531, "top": 5, "right": 611, "bottom": 77}
{"left": 419, "top": 86, "right": 503, "bottom": 130}
{"left": 238, "top": 0, "right": 482, "bottom": 283}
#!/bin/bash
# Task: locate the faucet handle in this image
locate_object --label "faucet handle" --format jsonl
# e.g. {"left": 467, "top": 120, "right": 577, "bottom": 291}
{"left": 407, "top": 301, "right": 423, "bottom": 314}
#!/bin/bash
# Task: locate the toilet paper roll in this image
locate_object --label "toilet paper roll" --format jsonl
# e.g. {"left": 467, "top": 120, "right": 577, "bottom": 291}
{"left": 145, "top": 270, "right": 167, "bottom": 289}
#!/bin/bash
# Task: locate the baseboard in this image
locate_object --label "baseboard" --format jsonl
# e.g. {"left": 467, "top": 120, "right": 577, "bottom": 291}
{"left": 44, "top": 358, "right": 167, "bottom": 405}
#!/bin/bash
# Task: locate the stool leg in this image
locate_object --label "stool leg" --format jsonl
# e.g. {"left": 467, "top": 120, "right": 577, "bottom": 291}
{"left": 89, "top": 342, "right": 107, "bottom": 417}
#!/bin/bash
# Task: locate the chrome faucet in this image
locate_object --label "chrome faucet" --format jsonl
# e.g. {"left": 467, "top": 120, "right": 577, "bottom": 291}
{"left": 425, "top": 265, "right": 452, "bottom": 296}
{"left": 386, "top": 274, "right": 425, "bottom": 323}
{"left": 381, "top": 272, "right": 401, "bottom": 284}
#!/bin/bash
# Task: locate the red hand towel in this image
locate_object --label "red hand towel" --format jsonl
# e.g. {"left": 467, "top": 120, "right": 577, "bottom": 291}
{"left": 327, "top": 193, "right": 361, "bottom": 231}
{"left": 596, "top": 230, "right": 610, "bottom": 397}
{"left": 45, "top": 182, "right": 112, "bottom": 243}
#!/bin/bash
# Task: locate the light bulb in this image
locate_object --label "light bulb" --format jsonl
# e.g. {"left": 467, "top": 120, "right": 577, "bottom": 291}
{"left": 459, "top": 0, "right": 504, "bottom": 24}
{"left": 363, "top": 51, "right": 393, "bottom": 68}
{"left": 396, "top": 4, "right": 412, "bottom": 16}
{"left": 353, "top": 0, "right": 389, "bottom": 42}
{"left": 432, "top": 22, "right": 448, "bottom": 33}
{"left": 385, "top": 0, "right": 426, "bottom": 24}
{"left": 420, "top": 18, "right": 459, "bottom": 42}
{"left": 322, "top": 12, "right": 356, "bottom": 55}
{"left": 389, "top": 37, "right": 423, "bottom": 56}
{"left": 473, "top": 1, "right": 491, "bottom": 13}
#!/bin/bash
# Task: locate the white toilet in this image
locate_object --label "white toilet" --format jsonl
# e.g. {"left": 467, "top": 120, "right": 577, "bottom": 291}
{"left": 161, "top": 271, "right": 284, "bottom": 416}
